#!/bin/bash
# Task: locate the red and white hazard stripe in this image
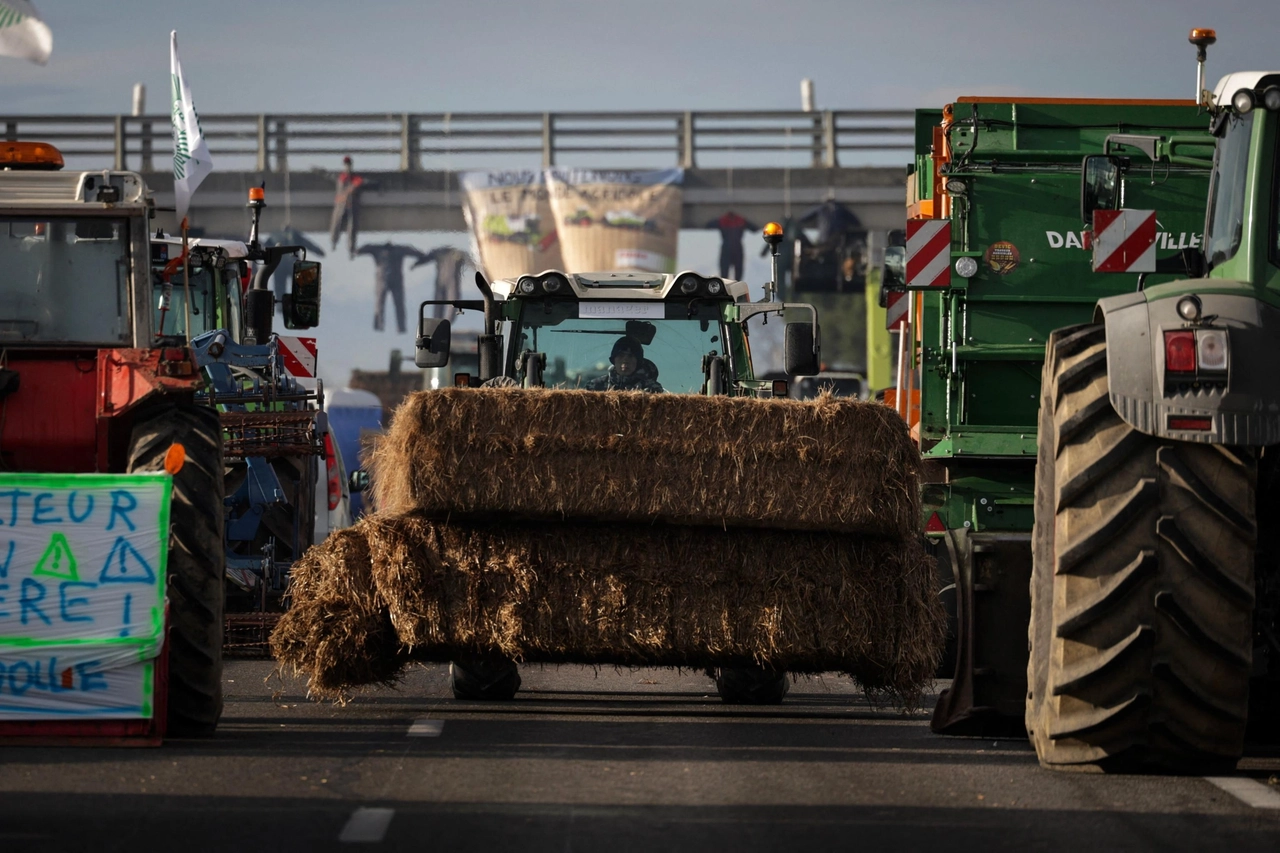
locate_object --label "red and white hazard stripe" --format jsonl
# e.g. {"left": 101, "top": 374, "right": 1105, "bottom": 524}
{"left": 278, "top": 336, "right": 318, "bottom": 389}
{"left": 886, "top": 291, "right": 909, "bottom": 331}
{"left": 1092, "top": 209, "right": 1157, "bottom": 273}
{"left": 905, "top": 219, "right": 951, "bottom": 288}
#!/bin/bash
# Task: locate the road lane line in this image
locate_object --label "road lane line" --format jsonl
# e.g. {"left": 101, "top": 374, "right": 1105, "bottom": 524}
{"left": 1205, "top": 776, "right": 1280, "bottom": 810}
{"left": 339, "top": 807, "right": 395, "bottom": 843}
{"left": 408, "top": 718, "right": 444, "bottom": 737}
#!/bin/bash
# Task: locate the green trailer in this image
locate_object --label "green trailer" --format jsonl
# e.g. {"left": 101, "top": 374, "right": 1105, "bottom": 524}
{"left": 896, "top": 98, "right": 1216, "bottom": 736}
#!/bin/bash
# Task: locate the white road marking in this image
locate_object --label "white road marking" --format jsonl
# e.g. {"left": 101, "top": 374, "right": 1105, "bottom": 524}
{"left": 1205, "top": 776, "right": 1280, "bottom": 810}
{"left": 339, "top": 807, "right": 395, "bottom": 843}
{"left": 408, "top": 718, "right": 444, "bottom": 737}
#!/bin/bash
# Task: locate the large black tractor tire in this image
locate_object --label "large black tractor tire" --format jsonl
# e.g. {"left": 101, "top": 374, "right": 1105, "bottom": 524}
{"left": 128, "top": 404, "right": 227, "bottom": 737}
{"left": 714, "top": 667, "right": 790, "bottom": 705}
{"left": 1027, "top": 324, "right": 1256, "bottom": 772}
{"left": 449, "top": 656, "right": 521, "bottom": 701}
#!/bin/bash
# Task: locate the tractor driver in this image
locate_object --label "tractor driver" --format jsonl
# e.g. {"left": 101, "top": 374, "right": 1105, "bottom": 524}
{"left": 585, "top": 336, "right": 664, "bottom": 393}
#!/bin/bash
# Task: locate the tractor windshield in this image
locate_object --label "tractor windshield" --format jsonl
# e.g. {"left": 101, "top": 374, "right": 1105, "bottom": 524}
{"left": 512, "top": 301, "right": 725, "bottom": 394}
{"left": 1204, "top": 111, "right": 1254, "bottom": 271}
{"left": 0, "top": 216, "right": 131, "bottom": 344}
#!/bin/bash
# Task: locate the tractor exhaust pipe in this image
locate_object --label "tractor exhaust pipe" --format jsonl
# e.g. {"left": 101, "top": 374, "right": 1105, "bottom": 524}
{"left": 474, "top": 271, "right": 501, "bottom": 382}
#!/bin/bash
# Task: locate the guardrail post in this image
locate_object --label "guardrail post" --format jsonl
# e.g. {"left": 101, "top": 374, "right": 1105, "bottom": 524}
{"left": 114, "top": 116, "right": 125, "bottom": 170}
{"left": 254, "top": 113, "right": 267, "bottom": 171}
{"left": 140, "top": 119, "right": 154, "bottom": 172}
{"left": 4, "top": 121, "right": 16, "bottom": 141}
{"left": 680, "top": 111, "right": 695, "bottom": 168}
{"left": 400, "top": 112, "right": 419, "bottom": 171}
{"left": 811, "top": 112, "right": 823, "bottom": 167}
{"left": 542, "top": 113, "right": 555, "bottom": 168}
{"left": 823, "top": 111, "right": 838, "bottom": 168}
{"left": 274, "top": 119, "right": 288, "bottom": 173}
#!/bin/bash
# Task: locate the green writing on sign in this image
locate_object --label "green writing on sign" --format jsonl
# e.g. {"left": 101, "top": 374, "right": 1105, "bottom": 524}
{"left": 32, "top": 532, "right": 77, "bottom": 582}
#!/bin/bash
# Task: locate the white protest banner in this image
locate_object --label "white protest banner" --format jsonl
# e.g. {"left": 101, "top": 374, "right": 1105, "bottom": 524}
{"left": 461, "top": 171, "right": 565, "bottom": 281}
{"left": 545, "top": 169, "right": 683, "bottom": 274}
{"left": 170, "top": 31, "right": 213, "bottom": 223}
{"left": 0, "top": 473, "right": 170, "bottom": 720}
{"left": 0, "top": 1, "right": 52, "bottom": 65}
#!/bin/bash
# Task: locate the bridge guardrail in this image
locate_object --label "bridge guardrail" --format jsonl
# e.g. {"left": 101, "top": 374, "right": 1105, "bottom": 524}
{"left": 1, "top": 110, "right": 913, "bottom": 172}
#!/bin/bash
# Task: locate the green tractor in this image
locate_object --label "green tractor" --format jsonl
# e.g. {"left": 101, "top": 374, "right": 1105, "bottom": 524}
{"left": 1028, "top": 32, "right": 1280, "bottom": 771}
{"left": 898, "top": 98, "right": 1216, "bottom": 739}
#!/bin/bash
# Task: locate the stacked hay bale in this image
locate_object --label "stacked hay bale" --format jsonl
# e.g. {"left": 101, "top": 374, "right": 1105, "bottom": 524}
{"left": 273, "top": 388, "right": 944, "bottom": 701}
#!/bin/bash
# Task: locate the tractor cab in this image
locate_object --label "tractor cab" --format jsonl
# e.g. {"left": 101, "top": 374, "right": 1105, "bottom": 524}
{"left": 150, "top": 236, "right": 250, "bottom": 341}
{"left": 414, "top": 234, "right": 823, "bottom": 398}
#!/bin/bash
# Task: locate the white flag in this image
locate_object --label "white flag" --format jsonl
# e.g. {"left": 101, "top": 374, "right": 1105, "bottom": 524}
{"left": 170, "top": 31, "right": 213, "bottom": 223}
{"left": 0, "top": 1, "right": 52, "bottom": 65}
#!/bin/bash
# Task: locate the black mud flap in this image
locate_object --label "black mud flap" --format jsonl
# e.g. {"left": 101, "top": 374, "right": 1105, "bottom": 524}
{"left": 931, "top": 529, "right": 1033, "bottom": 738}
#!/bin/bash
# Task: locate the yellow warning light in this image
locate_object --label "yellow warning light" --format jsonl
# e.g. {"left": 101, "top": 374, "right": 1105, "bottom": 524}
{"left": 1189, "top": 28, "right": 1216, "bottom": 46}
{"left": 163, "top": 442, "right": 187, "bottom": 475}
{"left": 0, "top": 141, "right": 65, "bottom": 171}
{"left": 248, "top": 186, "right": 265, "bottom": 202}
{"left": 763, "top": 222, "right": 783, "bottom": 237}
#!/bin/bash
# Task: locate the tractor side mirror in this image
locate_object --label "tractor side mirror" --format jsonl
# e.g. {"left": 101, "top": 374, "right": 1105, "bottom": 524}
{"left": 348, "top": 470, "right": 369, "bottom": 494}
{"left": 880, "top": 245, "right": 906, "bottom": 307}
{"left": 415, "top": 317, "right": 452, "bottom": 369}
{"left": 784, "top": 321, "right": 820, "bottom": 376}
{"left": 283, "top": 259, "right": 322, "bottom": 329}
{"left": 1081, "top": 155, "right": 1124, "bottom": 225}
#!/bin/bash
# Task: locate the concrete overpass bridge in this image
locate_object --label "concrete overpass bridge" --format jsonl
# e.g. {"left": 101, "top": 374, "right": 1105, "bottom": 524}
{"left": 2, "top": 110, "right": 913, "bottom": 235}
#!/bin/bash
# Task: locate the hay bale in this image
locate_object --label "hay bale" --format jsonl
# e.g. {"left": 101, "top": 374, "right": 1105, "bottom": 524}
{"left": 270, "top": 526, "right": 406, "bottom": 697}
{"left": 360, "top": 513, "right": 944, "bottom": 702}
{"left": 368, "top": 388, "right": 921, "bottom": 537}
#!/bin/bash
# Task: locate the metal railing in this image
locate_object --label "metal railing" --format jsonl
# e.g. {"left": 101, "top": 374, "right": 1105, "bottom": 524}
{"left": 0, "top": 110, "right": 913, "bottom": 172}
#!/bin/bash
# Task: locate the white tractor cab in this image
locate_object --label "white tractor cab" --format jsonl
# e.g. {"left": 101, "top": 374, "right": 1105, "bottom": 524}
{"left": 414, "top": 258, "right": 822, "bottom": 396}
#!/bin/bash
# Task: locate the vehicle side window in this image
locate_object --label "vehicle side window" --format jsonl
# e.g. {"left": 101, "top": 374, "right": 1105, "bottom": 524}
{"left": 1204, "top": 112, "right": 1254, "bottom": 270}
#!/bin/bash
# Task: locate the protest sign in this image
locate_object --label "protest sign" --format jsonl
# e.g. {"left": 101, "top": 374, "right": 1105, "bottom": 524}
{"left": 0, "top": 473, "right": 170, "bottom": 720}
{"left": 545, "top": 168, "right": 683, "bottom": 274}
{"left": 461, "top": 170, "right": 564, "bottom": 281}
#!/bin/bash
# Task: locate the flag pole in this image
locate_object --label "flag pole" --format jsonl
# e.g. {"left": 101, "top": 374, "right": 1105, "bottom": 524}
{"left": 181, "top": 216, "right": 193, "bottom": 341}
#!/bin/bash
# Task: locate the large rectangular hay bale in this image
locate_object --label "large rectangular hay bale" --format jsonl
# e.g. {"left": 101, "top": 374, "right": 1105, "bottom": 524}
{"left": 271, "top": 527, "right": 406, "bottom": 695}
{"left": 369, "top": 388, "right": 921, "bottom": 538}
{"left": 272, "top": 512, "right": 943, "bottom": 701}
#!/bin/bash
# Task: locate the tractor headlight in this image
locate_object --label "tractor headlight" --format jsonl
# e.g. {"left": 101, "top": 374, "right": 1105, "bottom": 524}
{"left": 707, "top": 279, "right": 724, "bottom": 295}
{"left": 1264, "top": 86, "right": 1280, "bottom": 112}
{"left": 1232, "top": 88, "right": 1256, "bottom": 114}
{"left": 678, "top": 274, "right": 699, "bottom": 295}
{"left": 541, "top": 273, "right": 566, "bottom": 293}
{"left": 518, "top": 277, "right": 538, "bottom": 294}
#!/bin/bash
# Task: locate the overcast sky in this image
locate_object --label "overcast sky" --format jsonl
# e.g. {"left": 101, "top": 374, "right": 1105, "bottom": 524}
{"left": 4, "top": 1, "right": 1278, "bottom": 387}
{"left": 5, "top": 0, "right": 1277, "bottom": 114}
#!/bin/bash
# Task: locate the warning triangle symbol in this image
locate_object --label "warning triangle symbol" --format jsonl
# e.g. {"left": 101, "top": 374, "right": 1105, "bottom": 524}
{"left": 98, "top": 536, "right": 156, "bottom": 585}
{"left": 33, "top": 532, "right": 79, "bottom": 582}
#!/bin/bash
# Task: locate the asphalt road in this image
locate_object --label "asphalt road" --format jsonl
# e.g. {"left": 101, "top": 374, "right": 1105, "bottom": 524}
{"left": 1, "top": 660, "right": 1279, "bottom": 852}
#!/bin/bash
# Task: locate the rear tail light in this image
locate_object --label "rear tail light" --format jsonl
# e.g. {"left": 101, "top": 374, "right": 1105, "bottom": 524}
{"left": 1196, "top": 329, "right": 1228, "bottom": 371}
{"left": 324, "top": 432, "right": 341, "bottom": 511}
{"left": 1164, "top": 327, "right": 1229, "bottom": 377}
{"left": 1164, "top": 330, "right": 1196, "bottom": 373}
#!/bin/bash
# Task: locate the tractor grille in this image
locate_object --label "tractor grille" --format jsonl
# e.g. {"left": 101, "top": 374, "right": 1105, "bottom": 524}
{"left": 220, "top": 411, "right": 323, "bottom": 459}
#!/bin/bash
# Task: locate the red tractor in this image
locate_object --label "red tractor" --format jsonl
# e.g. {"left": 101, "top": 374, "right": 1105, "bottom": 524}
{"left": 0, "top": 141, "right": 225, "bottom": 738}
